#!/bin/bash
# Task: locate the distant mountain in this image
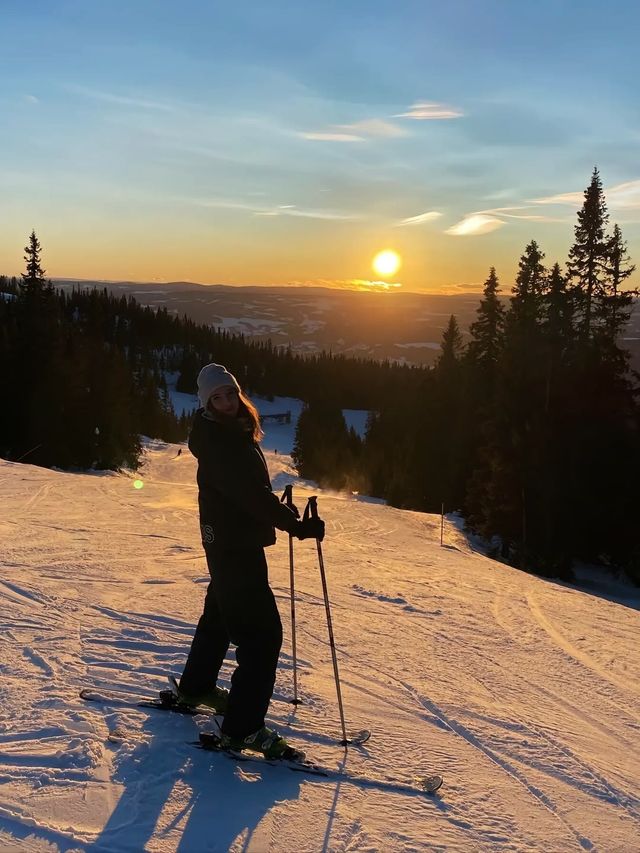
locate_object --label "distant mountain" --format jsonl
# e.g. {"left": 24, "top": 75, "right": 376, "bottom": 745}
{"left": 54, "top": 279, "right": 640, "bottom": 368}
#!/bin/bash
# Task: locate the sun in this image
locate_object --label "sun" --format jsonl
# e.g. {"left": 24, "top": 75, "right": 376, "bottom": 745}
{"left": 372, "top": 249, "right": 401, "bottom": 277}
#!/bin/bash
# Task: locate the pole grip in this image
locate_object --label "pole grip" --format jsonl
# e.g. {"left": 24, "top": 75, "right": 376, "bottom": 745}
{"left": 304, "top": 495, "right": 318, "bottom": 521}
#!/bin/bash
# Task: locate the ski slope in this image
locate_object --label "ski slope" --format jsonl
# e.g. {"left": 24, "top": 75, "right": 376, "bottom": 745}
{"left": 0, "top": 440, "right": 639, "bottom": 852}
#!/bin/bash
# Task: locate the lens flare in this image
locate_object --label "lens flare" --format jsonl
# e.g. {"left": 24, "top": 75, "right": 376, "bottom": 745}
{"left": 133, "top": 479, "right": 144, "bottom": 490}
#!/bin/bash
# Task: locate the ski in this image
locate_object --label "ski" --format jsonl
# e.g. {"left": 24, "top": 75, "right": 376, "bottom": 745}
{"left": 79, "top": 687, "right": 209, "bottom": 716}
{"left": 79, "top": 687, "right": 371, "bottom": 746}
{"left": 195, "top": 731, "right": 442, "bottom": 795}
{"left": 343, "top": 728, "right": 371, "bottom": 746}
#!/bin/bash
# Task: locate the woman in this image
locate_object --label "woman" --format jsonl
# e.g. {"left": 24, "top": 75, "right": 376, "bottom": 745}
{"left": 177, "top": 363, "right": 324, "bottom": 760}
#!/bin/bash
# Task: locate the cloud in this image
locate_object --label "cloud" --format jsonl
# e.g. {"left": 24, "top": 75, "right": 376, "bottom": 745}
{"left": 299, "top": 131, "right": 365, "bottom": 142}
{"left": 196, "top": 197, "right": 264, "bottom": 212}
{"left": 194, "top": 197, "right": 357, "bottom": 221}
{"left": 445, "top": 206, "right": 566, "bottom": 235}
{"left": 394, "top": 101, "right": 463, "bottom": 120}
{"left": 534, "top": 179, "right": 640, "bottom": 210}
{"left": 475, "top": 205, "right": 566, "bottom": 223}
{"left": 68, "top": 85, "right": 174, "bottom": 112}
{"left": 427, "top": 202, "right": 565, "bottom": 238}
{"left": 289, "top": 279, "right": 402, "bottom": 291}
{"left": 446, "top": 214, "right": 506, "bottom": 236}
{"left": 438, "top": 281, "right": 488, "bottom": 294}
{"left": 300, "top": 117, "right": 407, "bottom": 142}
{"left": 532, "top": 190, "right": 583, "bottom": 206}
{"left": 351, "top": 279, "right": 402, "bottom": 291}
{"left": 25, "top": 94, "right": 40, "bottom": 104}
{"left": 499, "top": 213, "right": 561, "bottom": 222}
{"left": 607, "top": 180, "right": 640, "bottom": 209}
{"left": 336, "top": 119, "right": 407, "bottom": 138}
{"left": 254, "top": 204, "right": 357, "bottom": 221}
{"left": 397, "top": 211, "right": 443, "bottom": 226}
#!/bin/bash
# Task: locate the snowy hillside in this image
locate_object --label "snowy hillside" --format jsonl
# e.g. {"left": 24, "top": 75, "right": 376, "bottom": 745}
{"left": 1, "top": 441, "right": 639, "bottom": 852}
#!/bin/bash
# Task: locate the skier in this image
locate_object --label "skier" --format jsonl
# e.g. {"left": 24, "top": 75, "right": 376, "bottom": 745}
{"left": 176, "top": 363, "right": 325, "bottom": 759}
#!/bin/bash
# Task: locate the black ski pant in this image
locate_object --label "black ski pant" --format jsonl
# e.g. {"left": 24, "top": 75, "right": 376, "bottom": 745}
{"left": 179, "top": 544, "right": 283, "bottom": 738}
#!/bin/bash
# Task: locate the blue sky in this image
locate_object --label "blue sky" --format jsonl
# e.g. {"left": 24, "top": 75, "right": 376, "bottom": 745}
{"left": 1, "top": 0, "right": 638, "bottom": 291}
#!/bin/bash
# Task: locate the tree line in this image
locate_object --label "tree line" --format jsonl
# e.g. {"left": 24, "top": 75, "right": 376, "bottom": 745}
{"left": 293, "top": 169, "right": 640, "bottom": 582}
{"left": 0, "top": 235, "right": 418, "bottom": 470}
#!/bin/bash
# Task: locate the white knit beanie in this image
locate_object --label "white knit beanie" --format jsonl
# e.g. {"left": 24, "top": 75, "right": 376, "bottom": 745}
{"left": 197, "top": 363, "right": 241, "bottom": 408}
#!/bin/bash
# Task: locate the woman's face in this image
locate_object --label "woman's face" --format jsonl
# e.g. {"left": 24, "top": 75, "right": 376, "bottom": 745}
{"left": 209, "top": 385, "right": 240, "bottom": 418}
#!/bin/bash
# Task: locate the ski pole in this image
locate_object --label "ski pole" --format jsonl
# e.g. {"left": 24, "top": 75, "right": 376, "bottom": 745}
{"left": 281, "top": 484, "right": 302, "bottom": 705}
{"left": 306, "top": 496, "right": 349, "bottom": 746}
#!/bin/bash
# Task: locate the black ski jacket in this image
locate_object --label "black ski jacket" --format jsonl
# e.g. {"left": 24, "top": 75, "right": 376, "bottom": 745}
{"left": 188, "top": 408, "right": 298, "bottom": 549}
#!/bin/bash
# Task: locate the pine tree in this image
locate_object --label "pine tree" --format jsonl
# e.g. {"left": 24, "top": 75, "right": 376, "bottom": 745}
{"left": 543, "top": 177, "right": 640, "bottom": 574}
{"left": 567, "top": 167, "right": 610, "bottom": 339}
{"left": 435, "top": 315, "right": 464, "bottom": 375}
{"left": 21, "top": 230, "right": 50, "bottom": 295}
{"left": 462, "top": 269, "right": 507, "bottom": 520}
{"left": 12, "top": 232, "right": 64, "bottom": 465}
{"left": 501, "top": 240, "right": 548, "bottom": 422}
{"left": 510, "top": 240, "right": 546, "bottom": 328}
{"left": 176, "top": 347, "right": 200, "bottom": 393}
{"left": 413, "top": 316, "right": 467, "bottom": 511}
{"left": 607, "top": 224, "right": 635, "bottom": 294}
{"left": 291, "top": 405, "right": 312, "bottom": 478}
{"left": 544, "top": 263, "right": 573, "bottom": 345}
{"left": 466, "top": 241, "right": 558, "bottom": 573}
{"left": 600, "top": 223, "right": 637, "bottom": 342}
{"left": 467, "top": 267, "right": 505, "bottom": 371}
{"left": 541, "top": 262, "right": 575, "bottom": 415}
{"left": 292, "top": 398, "right": 354, "bottom": 489}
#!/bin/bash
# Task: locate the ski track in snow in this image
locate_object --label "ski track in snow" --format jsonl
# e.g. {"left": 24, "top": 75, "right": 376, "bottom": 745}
{"left": 298, "top": 515, "right": 640, "bottom": 850}
{"left": 400, "top": 679, "right": 604, "bottom": 851}
{"left": 0, "top": 442, "right": 639, "bottom": 852}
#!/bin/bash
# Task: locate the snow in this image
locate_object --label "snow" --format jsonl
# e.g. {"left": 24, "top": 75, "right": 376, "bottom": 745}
{"left": 165, "top": 380, "right": 369, "bottom": 451}
{"left": 300, "top": 318, "right": 326, "bottom": 334}
{"left": 343, "top": 409, "right": 369, "bottom": 438}
{"left": 163, "top": 373, "right": 197, "bottom": 419}
{"left": 212, "top": 317, "right": 286, "bottom": 333}
{"left": 1, "top": 443, "right": 639, "bottom": 852}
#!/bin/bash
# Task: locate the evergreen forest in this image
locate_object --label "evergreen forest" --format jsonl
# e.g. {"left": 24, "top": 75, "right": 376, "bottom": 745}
{"left": 1, "top": 168, "right": 638, "bottom": 582}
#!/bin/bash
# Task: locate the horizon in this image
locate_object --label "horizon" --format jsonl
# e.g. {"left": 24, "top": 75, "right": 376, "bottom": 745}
{"left": 44, "top": 275, "right": 491, "bottom": 297}
{"left": 1, "top": 1, "right": 639, "bottom": 293}
{"left": 2, "top": 269, "right": 497, "bottom": 297}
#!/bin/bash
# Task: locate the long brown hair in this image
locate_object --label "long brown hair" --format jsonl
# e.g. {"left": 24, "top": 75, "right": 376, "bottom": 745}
{"left": 238, "top": 391, "right": 264, "bottom": 442}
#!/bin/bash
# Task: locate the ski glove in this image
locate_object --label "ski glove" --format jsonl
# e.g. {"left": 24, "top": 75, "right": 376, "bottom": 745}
{"left": 294, "top": 517, "right": 325, "bottom": 542}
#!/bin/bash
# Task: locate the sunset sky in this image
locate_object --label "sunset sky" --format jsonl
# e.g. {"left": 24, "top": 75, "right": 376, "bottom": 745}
{"left": 1, "top": 0, "right": 639, "bottom": 293}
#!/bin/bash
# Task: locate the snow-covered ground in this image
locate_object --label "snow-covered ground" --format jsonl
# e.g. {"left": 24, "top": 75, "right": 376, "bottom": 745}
{"left": 167, "top": 381, "right": 369, "bottom": 446}
{"left": 1, "top": 441, "right": 639, "bottom": 852}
